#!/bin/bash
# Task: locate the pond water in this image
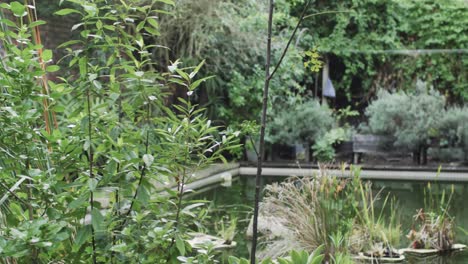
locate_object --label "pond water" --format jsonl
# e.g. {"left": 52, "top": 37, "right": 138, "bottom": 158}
{"left": 194, "top": 175, "right": 468, "bottom": 263}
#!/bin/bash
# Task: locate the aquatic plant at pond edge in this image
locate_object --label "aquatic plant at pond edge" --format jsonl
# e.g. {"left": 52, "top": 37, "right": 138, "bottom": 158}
{"left": 349, "top": 182, "right": 401, "bottom": 258}
{"left": 257, "top": 169, "right": 356, "bottom": 260}
{"left": 407, "top": 180, "right": 456, "bottom": 251}
{"left": 256, "top": 167, "right": 401, "bottom": 262}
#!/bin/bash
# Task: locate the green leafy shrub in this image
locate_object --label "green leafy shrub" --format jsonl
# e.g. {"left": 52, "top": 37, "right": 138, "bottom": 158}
{"left": 436, "top": 106, "right": 468, "bottom": 161}
{"left": 228, "top": 247, "right": 325, "bottom": 264}
{"left": 428, "top": 147, "right": 465, "bottom": 162}
{"left": 0, "top": 1, "right": 240, "bottom": 263}
{"left": 312, "top": 127, "right": 352, "bottom": 162}
{"left": 266, "top": 99, "right": 334, "bottom": 145}
{"left": 366, "top": 85, "right": 445, "bottom": 152}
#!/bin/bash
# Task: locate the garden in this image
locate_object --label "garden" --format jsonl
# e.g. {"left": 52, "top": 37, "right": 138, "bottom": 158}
{"left": 0, "top": 0, "right": 467, "bottom": 263}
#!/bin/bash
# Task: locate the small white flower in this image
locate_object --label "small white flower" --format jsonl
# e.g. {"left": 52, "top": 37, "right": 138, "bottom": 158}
{"left": 187, "top": 91, "right": 193, "bottom": 96}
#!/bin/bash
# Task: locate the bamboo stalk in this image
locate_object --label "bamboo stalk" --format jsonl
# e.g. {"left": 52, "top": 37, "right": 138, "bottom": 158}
{"left": 26, "top": 0, "right": 58, "bottom": 135}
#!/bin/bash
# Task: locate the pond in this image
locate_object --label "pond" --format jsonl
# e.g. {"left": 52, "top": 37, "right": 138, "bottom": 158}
{"left": 194, "top": 175, "right": 468, "bottom": 263}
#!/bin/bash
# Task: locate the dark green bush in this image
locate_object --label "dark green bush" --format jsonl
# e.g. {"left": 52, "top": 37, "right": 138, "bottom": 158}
{"left": 266, "top": 99, "right": 334, "bottom": 145}
{"left": 436, "top": 106, "right": 468, "bottom": 161}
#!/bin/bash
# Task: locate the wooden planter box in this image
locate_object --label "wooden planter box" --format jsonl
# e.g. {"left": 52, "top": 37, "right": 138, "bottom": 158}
{"left": 335, "top": 141, "right": 353, "bottom": 153}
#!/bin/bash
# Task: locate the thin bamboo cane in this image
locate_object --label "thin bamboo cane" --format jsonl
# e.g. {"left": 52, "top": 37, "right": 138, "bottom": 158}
{"left": 26, "top": 0, "right": 58, "bottom": 135}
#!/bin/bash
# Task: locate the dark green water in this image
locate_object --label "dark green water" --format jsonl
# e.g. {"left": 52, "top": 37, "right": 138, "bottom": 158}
{"left": 194, "top": 176, "right": 468, "bottom": 263}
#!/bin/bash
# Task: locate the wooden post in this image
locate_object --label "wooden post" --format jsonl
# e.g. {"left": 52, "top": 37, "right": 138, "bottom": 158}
{"left": 321, "top": 56, "right": 329, "bottom": 105}
{"left": 314, "top": 72, "right": 318, "bottom": 98}
{"left": 305, "top": 143, "right": 310, "bottom": 162}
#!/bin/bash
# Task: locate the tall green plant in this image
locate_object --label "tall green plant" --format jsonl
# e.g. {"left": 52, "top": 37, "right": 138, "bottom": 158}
{"left": 0, "top": 0, "right": 240, "bottom": 263}
{"left": 0, "top": 2, "right": 63, "bottom": 262}
{"left": 349, "top": 183, "right": 401, "bottom": 257}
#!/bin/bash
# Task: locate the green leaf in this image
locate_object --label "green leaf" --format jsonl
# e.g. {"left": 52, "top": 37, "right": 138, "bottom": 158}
{"left": 228, "top": 256, "right": 240, "bottom": 264}
{"left": 0, "top": 19, "right": 16, "bottom": 27}
{"left": 29, "top": 20, "right": 46, "bottom": 28}
{"left": 290, "top": 250, "right": 305, "bottom": 264}
{"left": 110, "top": 243, "right": 128, "bottom": 253}
{"left": 147, "top": 18, "right": 159, "bottom": 29}
{"left": 58, "top": 40, "right": 82, "bottom": 48}
{"left": 189, "top": 59, "right": 205, "bottom": 79}
{"left": 136, "top": 185, "right": 150, "bottom": 206}
{"left": 83, "top": 4, "right": 97, "bottom": 16}
{"left": 190, "top": 76, "right": 214, "bottom": 91}
{"left": 55, "top": 232, "right": 70, "bottom": 242}
{"left": 156, "top": 0, "right": 175, "bottom": 5}
{"left": 88, "top": 178, "right": 98, "bottom": 192}
{"left": 68, "top": 193, "right": 89, "bottom": 209}
{"left": 79, "top": 57, "right": 87, "bottom": 76}
{"left": 143, "top": 154, "right": 154, "bottom": 167}
{"left": 136, "top": 21, "right": 146, "bottom": 32}
{"left": 92, "top": 80, "right": 102, "bottom": 89}
{"left": 175, "top": 69, "right": 190, "bottom": 81}
{"left": 91, "top": 208, "right": 104, "bottom": 232}
{"left": 46, "top": 65, "right": 60, "bottom": 72}
{"left": 308, "top": 255, "right": 324, "bottom": 264}
{"left": 277, "top": 258, "right": 290, "bottom": 264}
{"left": 175, "top": 236, "right": 185, "bottom": 256}
{"left": 83, "top": 139, "right": 91, "bottom": 151}
{"left": 10, "top": 2, "right": 26, "bottom": 17}
{"left": 55, "top": 8, "right": 82, "bottom": 16}
{"left": 73, "top": 225, "right": 91, "bottom": 249}
{"left": 144, "top": 26, "right": 160, "bottom": 36}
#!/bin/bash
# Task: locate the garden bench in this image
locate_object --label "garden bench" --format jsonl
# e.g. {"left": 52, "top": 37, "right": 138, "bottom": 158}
{"left": 352, "top": 134, "right": 399, "bottom": 164}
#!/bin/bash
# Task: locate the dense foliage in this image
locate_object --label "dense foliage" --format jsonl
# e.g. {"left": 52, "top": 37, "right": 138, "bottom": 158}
{"left": 1, "top": 0, "right": 467, "bottom": 263}
{"left": 150, "top": 0, "right": 468, "bottom": 159}
{"left": 266, "top": 98, "right": 333, "bottom": 145}
{"left": 366, "top": 84, "right": 445, "bottom": 152}
{"left": 366, "top": 82, "right": 468, "bottom": 162}
{"left": 0, "top": 1, "right": 239, "bottom": 263}
{"left": 291, "top": 0, "right": 468, "bottom": 102}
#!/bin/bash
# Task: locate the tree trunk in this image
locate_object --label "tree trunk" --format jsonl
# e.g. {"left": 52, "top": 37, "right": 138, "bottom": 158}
{"left": 250, "top": 0, "right": 311, "bottom": 264}
{"left": 250, "top": 1, "right": 312, "bottom": 262}
{"left": 250, "top": 1, "right": 274, "bottom": 262}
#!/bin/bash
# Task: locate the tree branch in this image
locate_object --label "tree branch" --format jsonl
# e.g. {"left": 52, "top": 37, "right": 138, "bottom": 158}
{"left": 267, "top": 0, "right": 312, "bottom": 81}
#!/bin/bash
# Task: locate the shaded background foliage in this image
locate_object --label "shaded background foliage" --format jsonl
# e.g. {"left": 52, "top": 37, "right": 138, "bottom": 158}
{"left": 25, "top": 0, "right": 468, "bottom": 128}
